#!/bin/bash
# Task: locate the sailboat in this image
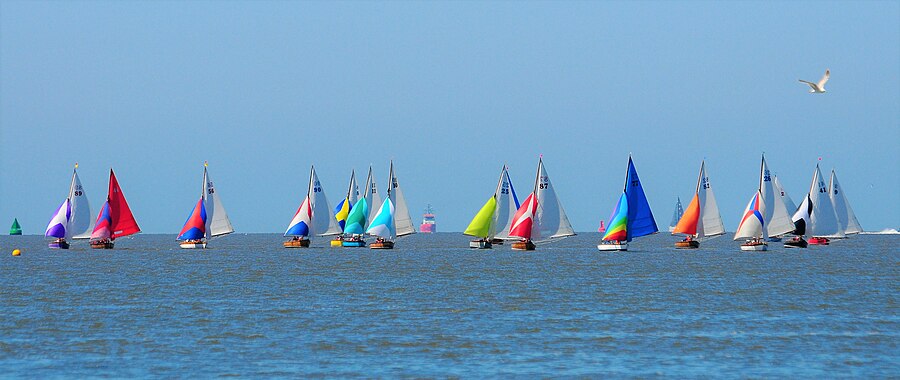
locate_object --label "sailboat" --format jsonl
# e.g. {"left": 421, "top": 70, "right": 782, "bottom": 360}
{"left": 769, "top": 175, "right": 796, "bottom": 241}
{"left": 786, "top": 162, "right": 842, "bottom": 248}
{"left": 283, "top": 165, "right": 341, "bottom": 248}
{"left": 668, "top": 197, "right": 684, "bottom": 232}
{"left": 340, "top": 166, "right": 382, "bottom": 247}
{"left": 508, "top": 156, "right": 576, "bottom": 251}
{"left": 829, "top": 169, "right": 862, "bottom": 237}
{"left": 10, "top": 219, "right": 22, "bottom": 235}
{"left": 45, "top": 163, "right": 93, "bottom": 249}
{"left": 366, "top": 161, "right": 415, "bottom": 249}
{"left": 597, "top": 155, "right": 658, "bottom": 251}
{"left": 463, "top": 165, "right": 520, "bottom": 249}
{"left": 672, "top": 160, "right": 725, "bottom": 249}
{"left": 733, "top": 155, "right": 795, "bottom": 251}
{"left": 177, "top": 162, "right": 234, "bottom": 249}
{"left": 90, "top": 169, "right": 140, "bottom": 249}
{"left": 330, "top": 170, "right": 360, "bottom": 247}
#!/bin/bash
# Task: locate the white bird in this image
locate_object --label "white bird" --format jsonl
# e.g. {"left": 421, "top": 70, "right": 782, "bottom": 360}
{"left": 799, "top": 69, "right": 830, "bottom": 93}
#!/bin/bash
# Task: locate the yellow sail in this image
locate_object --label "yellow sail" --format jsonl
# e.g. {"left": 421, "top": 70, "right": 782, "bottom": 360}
{"left": 463, "top": 196, "right": 497, "bottom": 238}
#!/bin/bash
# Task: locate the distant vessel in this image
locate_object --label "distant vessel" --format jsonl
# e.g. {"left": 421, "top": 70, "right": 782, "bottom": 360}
{"left": 597, "top": 220, "right": 605, "bottom": 233}
{"left": 597, "top": 155, "right": 658, "bottom": 251}
{"left": 177, "top": 162, "right": 234, "bottom": 249}
{"left": 45, "top": 163, "right": 93, "bottom": 249}
{"left": 787, "top": 163, "right": 842, "bottom": 247}
{"left": 419, "top": 204, "right": 436, "bottom": 233}
{"left": 464, "top": 165, "right": 520, "bottom": 249}
{"left": 90, "top": 169, "right": 140, "bottom": 249}
{"left": 508, "top": 156, "right": 575, "bottom": 251}
{"left": 668, "top": 197, "right": 684, "bottom": 232}
{"left": 733, "top": 155, "right": 794, "bottom": 251}
{"left": 672, "top": 160, "right": 725, "bottom": 249}
{"left": 366, "top": 161, "right": 415, "bottom": 249}
{"left": 10, "top": 218, "right": 22, "bottom": 235}
{"left": 283, "top": 165, "right": 340, "bottom": 248}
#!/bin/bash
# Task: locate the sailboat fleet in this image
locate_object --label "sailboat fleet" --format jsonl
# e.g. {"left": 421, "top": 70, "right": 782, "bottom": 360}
{"left": 21, "top": 155, "right": 869, "bottom": 251}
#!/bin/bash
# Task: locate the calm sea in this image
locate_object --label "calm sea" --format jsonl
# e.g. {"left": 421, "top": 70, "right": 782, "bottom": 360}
{"left": 0, "top": 233, "right": 897, "bottom": 377}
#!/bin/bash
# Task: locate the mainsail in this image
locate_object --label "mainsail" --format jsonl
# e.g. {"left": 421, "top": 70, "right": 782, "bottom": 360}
{"left": 673, "top": 160, "right": 724, "bottom": 239}
{"left": 829, "top": 169, "right": 862, "bottom": 235}
{"left": 203, "top": 165, "right": 234, "bottom": 238}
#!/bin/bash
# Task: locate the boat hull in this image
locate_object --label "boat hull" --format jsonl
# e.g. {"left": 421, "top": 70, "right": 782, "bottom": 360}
{"left": 48, "top": 240, "right": 70, "bottom": 249}
{"left": 284, "top": 239, "right": 310, "bottom": 248}
{"left": 342, "top": 240, "right": 366, "bottom": 247}
{"left": 370, "top": 240, "right": 394, "bottom": 249}
{"left": 469, "top": 240, "right": 492, "bottom": 249}
{"left": 597, "top": 241, "right": 627, "bottom": 251}
{"left": 330, "top": 239, "right": 343, "bottom": 247}
{"left": 784, "top": 237, "right": 808, "bottom": 249}
{"left": 675, "top": 240, "right": 700, "bottom": 249}
{"left": 180, "top": 242, "right": 207, "bottom": 249}
{"left": 809, "top": 237, "right": 830, "bottom": 245}
{"left": 490, "top": 238, "right": 504, "bottom": 245}
{"left": 740, "top": 241, "right": 768, "bottom": 251}
{"left": 91, "top": 241, "right": 114, "bottom": 249}
{"left": 511, "top": 240, "right": 535, "bottom": 251}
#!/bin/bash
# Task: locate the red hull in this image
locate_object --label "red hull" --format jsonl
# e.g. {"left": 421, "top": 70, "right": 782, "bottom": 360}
{"left": 419, "top": 224, "right": 436, "bottom": 233}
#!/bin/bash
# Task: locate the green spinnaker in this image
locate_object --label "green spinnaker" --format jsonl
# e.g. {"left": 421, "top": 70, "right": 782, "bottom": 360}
{"left": 463, "top": 196, "right": 497, "bottom": 238}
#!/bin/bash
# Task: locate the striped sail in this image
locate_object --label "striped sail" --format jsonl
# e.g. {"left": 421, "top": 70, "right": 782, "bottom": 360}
{"left": 829, "top": 170, "right": 862, "bottom": 235}
{"left": 508, "top": 193, "right": 537, "bottom": 240}
{"left": 286, "top": 166, "right": 340, "bottom": 237}
{"left": 45, "top": 199, "right": 70, "bottom": 238}
{"left": 177, "top": 198, "right": 207, "bottom": 240}
{"left": 734, "top": 191, "right": 766, "bottom": 240}
{"left": 333, "top": 170, "right": 358, "bottom": 232}
{"left": 366, "top": 197, "right": 394, "bottom": 238}
{"left": 601, "top": 193, "right": 628, "bottom": 241}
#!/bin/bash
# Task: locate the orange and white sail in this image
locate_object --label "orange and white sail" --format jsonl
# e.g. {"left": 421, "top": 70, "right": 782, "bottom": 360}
{"left": 673, "top": 160, "right": 725, "bottom": 239}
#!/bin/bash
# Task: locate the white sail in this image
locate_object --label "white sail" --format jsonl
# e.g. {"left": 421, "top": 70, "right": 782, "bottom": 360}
{"left": 697, "top": 161, "right": 725, "bottom": 238}
{"left": 203, "top": 166, "right": 234, "bottom": 238}
{"left": 363, "top": 166, "right": 383, "bottom": 228}
{"left": 808, "top": 164, "right": 842, "bottom": 238}
{"left": 761, "top": 157, "right": 795, "bottom": 237}
{"left": 68, "top": 169, "right": 94, "bottom": 239}
{"left": 348, "top": 170, "right": 359, "bottom": 206}
{"left": 45, "top": 199, "right": 70, "bottom": 238}
{"left": 493, "top": 166, "right": 519, "bottom": 240}
{"left": 389, "top": 161, "right": 416, "bottom": 237}
{"left": 829, "top": 169, "right": 862, "bottom": 235}
{"left": 734, "top": 191, "right": 766, "bottom": 240}
{"left": 773, "top": 175, "right": 797, "bottom": 215}
{"left": 309, "top": 166, "right": 341, "bottom": 236}
{"left": 532, "top": 158, "right": 575, "bottom": 241}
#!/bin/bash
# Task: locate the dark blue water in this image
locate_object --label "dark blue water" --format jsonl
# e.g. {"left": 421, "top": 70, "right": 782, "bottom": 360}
{"left": 1, "top": 233, "right": 897, "bottom": 377}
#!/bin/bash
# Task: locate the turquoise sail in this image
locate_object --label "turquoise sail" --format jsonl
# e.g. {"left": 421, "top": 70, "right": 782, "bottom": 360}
{"left": 624, "top": 156, "right": 658, "bottom": 241}
{"left": 343, "top": 198, "right": 369, "bottom": 235}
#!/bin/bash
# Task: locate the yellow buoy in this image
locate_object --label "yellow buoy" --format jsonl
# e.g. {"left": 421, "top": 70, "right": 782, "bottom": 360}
{"left": 12, "top": 249, "right": 21, "bottom": 256}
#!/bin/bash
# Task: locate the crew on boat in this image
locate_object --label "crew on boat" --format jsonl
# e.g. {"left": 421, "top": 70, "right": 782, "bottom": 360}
{"left": 375, "top": 237, "right": 385, "bottom": 243}
{"left": 184, "top": 239, "right": 202, "bottom": 244}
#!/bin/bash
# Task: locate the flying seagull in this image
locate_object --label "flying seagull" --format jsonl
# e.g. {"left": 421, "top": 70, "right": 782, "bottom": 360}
{"left": 799, "top": 69, "right": 830, "bottom": 93}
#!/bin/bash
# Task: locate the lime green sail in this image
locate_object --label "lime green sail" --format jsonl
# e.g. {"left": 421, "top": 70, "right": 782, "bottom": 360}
{"left": 464, "top": 196, "right": 497, "bottom": 238}
{"left": 10, "top": 218, "right": 22, "bottom": 235}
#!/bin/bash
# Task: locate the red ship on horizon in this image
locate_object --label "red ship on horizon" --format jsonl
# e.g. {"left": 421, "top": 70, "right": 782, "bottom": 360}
{"left": 419, "top": 204, "right": 436, "bottom": 233}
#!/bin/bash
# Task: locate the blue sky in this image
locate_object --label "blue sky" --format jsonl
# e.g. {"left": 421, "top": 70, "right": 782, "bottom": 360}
{"left": 1, "top": 1, "right": 898, "bottom": 234}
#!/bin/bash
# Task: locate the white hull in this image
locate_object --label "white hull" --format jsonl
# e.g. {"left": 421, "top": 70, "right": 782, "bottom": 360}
{"left": 180, "top": 242, "right": 207, "bottom": 249}
{"left": 740, "top": 243, "right": 768, "bottom": 251}
{"left": 597, "top": 242, "right": 627, "bottom": 251}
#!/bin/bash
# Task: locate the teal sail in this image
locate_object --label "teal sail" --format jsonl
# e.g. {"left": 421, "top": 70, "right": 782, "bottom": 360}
{"left": 624, "top": 156, "right": 658, "bottom": 241}
{"left": 10, "top": 218, "right": 22, "bottom": 235}
{"left": 343, "top": 198, "right": 369, "bottom": 235}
